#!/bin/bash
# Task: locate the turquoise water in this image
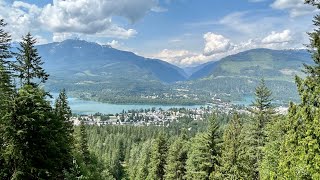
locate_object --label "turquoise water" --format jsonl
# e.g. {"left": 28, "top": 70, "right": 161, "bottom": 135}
{"left": 231, "top": 95, "right": 255, "bottom": 106}
{"left": 51, "top": 93, "right": 203, "bottom": 114}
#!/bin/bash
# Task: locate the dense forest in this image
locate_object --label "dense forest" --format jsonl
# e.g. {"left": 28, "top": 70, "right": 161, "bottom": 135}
{"left": 1, "top": 1, "right": 320, "bottom": 179}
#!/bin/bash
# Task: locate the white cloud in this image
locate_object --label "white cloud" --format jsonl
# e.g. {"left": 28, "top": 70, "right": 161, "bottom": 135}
{"left": 219, "top": 12, "right": 255, "bottom": 34}
{"left": 150, "top": 33, "right": 232, "bottom": 66}
{"left": 0, "top": 1, "right": 41, "bottom": 41}
{"left": 203, "top": 33, "right": 232, "bottom": 56}
{"left": 39, "top": 0, "right": 150, "bottom": 39}
{"left": 151, "top": 29, "right": 299, "bottom": 67}
{"left": 52, "top": 32, "right": 79, "bottom": 42}
{"left": 106, "top": 40, "right": 121, "bottom": 48}
{"left": 261, "top": 29, "right": 292, "bottom": 44}
{"left": 179, "top": 54, "right": 215, "bottom": 66}
{"left": 151, "top": 49, "right": 197, "bottom": 65}
{"left": 0, "top": 0, "right": 156, "bottom": 41}
{"left": 151, "top": 6, "right": 168, "bottom": 12}
{"left": 271, "top": 0, "right": 318, "bottom": 17}
{"left": 34, "top": 35, "right": 49, "bottom": 45}
{"left": 39, "top": 0, "right": 153, "bottom": 37}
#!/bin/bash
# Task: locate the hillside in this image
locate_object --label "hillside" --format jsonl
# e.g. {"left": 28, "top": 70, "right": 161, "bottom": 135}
{"left": 35, "top": 41, "right": 313, "bottom": 104}
{"left": 33, "top": 39, "right": 193, "bottom": 104}
{"left": 179, "top": 48, "right": 313, "bottom": 104}
{"left": 38, "top": 39, "right": 186, "bottom": 83}
{"left": 191, "top": 48, "right": 311, "bottom": 80}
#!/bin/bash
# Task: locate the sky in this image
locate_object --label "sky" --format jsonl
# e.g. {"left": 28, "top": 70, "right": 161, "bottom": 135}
{"left": 0, "top": 0, "right": 318, "bottom": 67}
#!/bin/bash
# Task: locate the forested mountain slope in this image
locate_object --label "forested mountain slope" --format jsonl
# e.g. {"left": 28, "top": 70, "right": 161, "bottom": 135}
{"left": 36, "top": 39, "right": 186, "bottom": 90}
{"left": 34, "top": 40, "right": 313, "bottom": 104}
{"left": 178, "top": 49, "right": 313, "bottom": 103}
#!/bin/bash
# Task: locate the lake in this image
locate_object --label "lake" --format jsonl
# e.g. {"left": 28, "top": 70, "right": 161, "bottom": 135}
{"left": 231, "top": 95, "right": 255, "bottom": 106}
{"left": 51, "top": 93, "right": 204, "bottom": 114}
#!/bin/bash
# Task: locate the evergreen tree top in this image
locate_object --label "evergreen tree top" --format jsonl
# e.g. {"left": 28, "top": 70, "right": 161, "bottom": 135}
{"left": 14, "top": 32, "right": 49, "bottom": 86}
{"left": 0, "top": 19, "right": 12, "bottom": 63}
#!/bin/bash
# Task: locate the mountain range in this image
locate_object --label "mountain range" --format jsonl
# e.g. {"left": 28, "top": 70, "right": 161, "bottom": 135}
{"left": 34, "top": 39, "right": 313, "bottom": 104}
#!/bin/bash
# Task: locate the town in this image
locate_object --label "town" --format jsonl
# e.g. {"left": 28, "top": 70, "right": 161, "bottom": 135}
{"left": 72, "top": 100, "right": 288, "bottom": 127}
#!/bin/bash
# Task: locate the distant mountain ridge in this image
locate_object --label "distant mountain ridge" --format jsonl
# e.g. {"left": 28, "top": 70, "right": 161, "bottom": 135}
{"left": 177, "top": 48, "right": 313, "bottom": 104}
{"left": 28, "top": 39, "right": 313, "bottom": 104}
{"left": 37, "top": 39, "right": 187, "bottom": 84}
{"left": 189, "top": 48, "right": 312, "bottom": 80}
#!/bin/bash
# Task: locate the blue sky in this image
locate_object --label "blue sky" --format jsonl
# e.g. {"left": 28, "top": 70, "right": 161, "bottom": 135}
{"left": 0, "top": 0, "right": 317, "bottom": 67}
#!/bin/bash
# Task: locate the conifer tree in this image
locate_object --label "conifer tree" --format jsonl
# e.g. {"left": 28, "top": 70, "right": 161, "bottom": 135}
{"left": 135, "top": 140, "right": 152, "bottom": 180}
{"left": 0, "top": 19, "right": 12, "bottom": 67}
{"left": 243, "top": 79, "right": 274, "bottom": 179}
{"left": 147, "top": 133, "right": 168, "bottom": 180}
{"left": 186, "top": 133, "right": 211, "bottom": 180}
{"left": 186, "top": 116, "right": 221, "bottom": 180}
{"left": 207, "top": 116, "right": 221, "bottom": 175}
{"left": 260, "top": 115, "right": 285, "bottom": 179}
{"left": 216, "top": 113, "right": 247, "bottom": 179}
{"left": 54, "top": 89, "right": 74, "bottom": 175}
{"left": 79, "top": 120, "right": 90, "bottom": 163}
{"left": 251, "top": 79, "right": 274, "bottom": 121}
{"left": 4, "top": 85, "right": 65, "bottom": 179}
{"left": 0, "top": 18, "right": 14, "bottom": 179}
{"left": 0, "top": 18, "right": 13, "bottom": 114}
{"left": 0, "top": 18, "right": 14, "bottom": 97}
{"left": 127, "top": 144, "right": 141, "bottom": 179}
{"left": 13, "top": 33, "right": 49, "bottom": 86}
{"left": 277, "top": 1, "right": 320, "bottom": 178}
{"left": 165, "top": 133, "right": 188, "bottom": 180}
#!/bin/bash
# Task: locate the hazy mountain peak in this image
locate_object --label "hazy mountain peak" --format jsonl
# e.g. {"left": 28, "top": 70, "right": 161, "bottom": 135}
{"left": 36, "top": 40, "right": 186, "bottom": 85}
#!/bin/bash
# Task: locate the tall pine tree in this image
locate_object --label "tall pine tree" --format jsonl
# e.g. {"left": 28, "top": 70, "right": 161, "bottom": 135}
{"left": 147, "top": 133, "right": 168, "bottom": 180}
{"left": 243, "top": 79, "right": 274, "bottom": 179}
{"left": 165, "top": 132, "right": 188, "bottom": 180}
{"left": 13, "top": 33, "right": 49, "bottom": 86}
{"left": 0, "top": 18, "right": 14, "bottom": 179}
{"left": 260, "top": 115, "right": 285, "bottom": 179}
{"left": 135, "top": 140, "right": 153, "bottom": 180}
{"left": 0, "top": 18, "right": 13, "bottom": 95}
{"left": 79, "top": 120, "right": 90, "bottom": 163}
{"left": 216, "top": 113, "right": 248, "bottom": 179}
{"left": 186, "top": 116, "right": 221, "bottom": 180}
{"left": 0, "top": 19, "right": 12, "bottom": 67}
{"left": 277, "top": 1, "right": 320, "bottom": 178}
{"left": 5, "top": 85, "right": 64, "bottom": 179}
{"left": 54, "top": 89, "right": 75, "bottom": 176}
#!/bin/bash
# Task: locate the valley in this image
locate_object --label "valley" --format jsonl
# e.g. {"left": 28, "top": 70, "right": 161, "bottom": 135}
{"left": 37, "top": 40, "right": 312, "bottom": 106}
{"left": 1, "top": 0, "right": 320, "bottom": 179}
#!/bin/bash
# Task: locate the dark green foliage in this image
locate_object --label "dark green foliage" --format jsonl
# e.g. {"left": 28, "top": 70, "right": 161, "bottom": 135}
{"left": 260, "top": 116, "right": 285, "bottom": 179}
{"left": 215, "top": 113, "right": 247, "bottom": 179}
{"left": 79, "top": 120, "right": 90, "bottom": 163}
{"left": 0, "top": 25, "right": 80, "bottom": 179}
{"left": 135, "top": 140, "right": 153, "bottom": 179}
{"left": 53, "top": 89, "right": 74, "bottom": 175}
{"left": 186, "top": 133, "right": 212, "bottom": 180}
{"left": 147, "top": 133, "right": 168, "bottom": 180}
{"left": 246, "top": 79, "right": 274, "bottom": 179}
{"left": 165, "top": 134, "right": 188, "bottom": 180}
{"left": 0, "top": 19, "right": 12, "bottom": 66}
{"left": 275, "top": 2, "right": 320, "bottom": 178}
{"left": 207, "top": 116, "right": 221, "bottom": 173}
{"left": 186, "top": 116, "right": 221, "bottom": 180}
{"left": 4, "top": 85, "right": 68, "bottom": 179}
{"left": 0, "top": 19, "right": 14, "bottom": 179}
{"left": 0, "top": 18, "right": 14, "bottom": 96}
{"left": 251, "top": 79, "right": 274, "bottom": 116}
{"left": 14, "top": 33, "right": 49, "bottom": 86}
